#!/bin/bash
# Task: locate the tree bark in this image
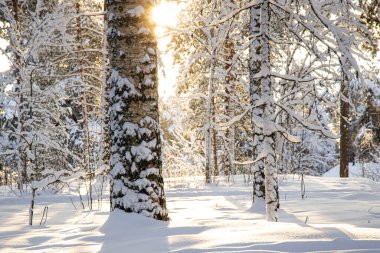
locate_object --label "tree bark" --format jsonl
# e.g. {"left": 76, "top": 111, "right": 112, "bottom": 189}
{"left": 11, "top": 0, "right": 26, "bottom": 191}
{"left": 107, "top": 0, "right": 168, "bottom": 220}
{"left": 76, "top": 0, "right": 92, "bottom": 210}
{"left": 340, "top": 76, "right": 349, "bottom": 178}
{"left": 205, "top": 55, "right": 216, "bottom": 183}
{"left": 29, "top": 188, "right": 36, "bottom": 225}
{"left": 224, "top": 40, "right": 235, "bottom": 178}
{"left": 101, "top": 0, "right": 112, "bottom": 211}
{"left": 250, "top": 0, "right": 279, "bottom": 221}
{"left": 261, "top": 0, "right": 279, "bottom": 222}
{"left": 249, "top": 2, "right": 265, "bottom": 202}
{"left": 212, "top": 96, "right": 218, "bottom": 177}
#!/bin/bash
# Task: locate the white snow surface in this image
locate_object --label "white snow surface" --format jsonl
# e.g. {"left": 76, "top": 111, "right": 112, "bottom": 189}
{"left": 1, "top": 175, "right": 380, "bottom": 252}
{"left": 324, "top": 162, "right": 380, "bottom": 181}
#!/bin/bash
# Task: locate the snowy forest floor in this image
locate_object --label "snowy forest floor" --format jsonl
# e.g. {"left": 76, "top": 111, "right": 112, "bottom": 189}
{"left": 1, "top": 175, "right": 380, "bottom": 253}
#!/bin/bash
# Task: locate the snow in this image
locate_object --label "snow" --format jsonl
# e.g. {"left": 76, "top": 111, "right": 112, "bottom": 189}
{"left": 1, "top": 176, "right": 380, "bottom": 252}
{"left": 138, "top": 27, "right": 150, "bottom": 35}
{"left": 110, "top": 161, "right": 126, "bottom": 177}
{"left": 0, "top": 38, "right": 10, "bottom": 73}
{"left": 122, "top": 122, "right": 138, "bottom": 137}
{"left": 131, "top": 141, "right": 156, "bottom": 162}
{"left": 127, "top": 6, "right": 144, "bottom": 18}
{"left": 324, "top": 162, "right": 380, "bottom": 180}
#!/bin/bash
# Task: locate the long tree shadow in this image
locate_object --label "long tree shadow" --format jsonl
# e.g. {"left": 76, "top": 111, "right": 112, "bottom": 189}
{"left": 169, "top": 239, "right": 380, "bottom": 253}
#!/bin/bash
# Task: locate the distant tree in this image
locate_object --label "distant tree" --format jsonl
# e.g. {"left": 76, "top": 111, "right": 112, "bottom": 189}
{"left": 171, "top": 0, "right": 251, "bottom": 183}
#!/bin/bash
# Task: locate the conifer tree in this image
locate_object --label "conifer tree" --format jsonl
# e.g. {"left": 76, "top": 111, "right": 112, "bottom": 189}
{"left": 107, "top": 0, "right": 169, "bottom": 220}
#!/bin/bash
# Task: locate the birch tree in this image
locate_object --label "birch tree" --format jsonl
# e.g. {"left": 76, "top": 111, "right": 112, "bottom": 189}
{"left": 245, "top": 0, "right": 367, "bottom": 220}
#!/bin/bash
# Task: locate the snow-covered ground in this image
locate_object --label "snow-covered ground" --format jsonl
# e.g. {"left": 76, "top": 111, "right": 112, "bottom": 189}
{"left": 324, "top": 162, "right": 380, "bottom": 181}
{"left": 1, "top": 175, "right": 380, "bottom": 252}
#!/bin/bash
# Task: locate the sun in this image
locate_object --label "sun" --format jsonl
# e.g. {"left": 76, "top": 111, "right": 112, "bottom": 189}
{"left": 152, "top": 2, "right": 181, "bottom": 27}
{"left": 152, "top": 1, "right": 182, "bottom": 37}
{"left": 152, "top": 1, "right": 183, "bottom": 101}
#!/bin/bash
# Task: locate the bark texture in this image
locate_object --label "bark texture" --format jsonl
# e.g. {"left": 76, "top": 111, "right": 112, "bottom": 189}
{"left": 224, "top": 40, "right": 235, "bottom": 178}
{"left": 249, "top": 0, "right": 279, "bottom": 221}
{"left": 11, "top": 0, "right": 27, "bottom": 190}
{"left": 107, "top": 0, "right": 168, "bottom": 220}
{"left": 205, "top": 56, "right": 216, "bottom": 183}
{"left": 260, "top": 0, "right": 279, "bottom": 222}
{"left": 249, "top": 3, "right": 265, "bottom": 202}
{"left": 340, "top": 77, "right": 349, "bottom": 178}
{"left": 76, "top": 0, "right": 93, "bottom": 210}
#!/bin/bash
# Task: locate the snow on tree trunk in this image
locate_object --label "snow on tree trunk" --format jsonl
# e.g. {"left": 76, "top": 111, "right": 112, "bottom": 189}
{"left": 261, "top": 0, "right": 279, "bottom": 222}
{"left": 250, "top": 0, "right": 279, "bottom": 221}
{"left": 249, "top": 3, "right": 265, "bottom": 202}
{"left": 10, "top": 0, "right": 25, "bottom": 191}
{"left": 107, "top": 0, "right": 168, "bottom": 220}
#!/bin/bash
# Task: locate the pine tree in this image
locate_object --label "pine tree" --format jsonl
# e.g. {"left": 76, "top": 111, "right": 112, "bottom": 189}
{"left": 107, "top": 0, "right": 168, "bottom": 220}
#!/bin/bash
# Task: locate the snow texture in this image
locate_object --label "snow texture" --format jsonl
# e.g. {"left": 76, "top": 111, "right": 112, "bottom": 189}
{"left": 127, "top": 6, "right": 145, "bottom": 18}
{"left": 1, "top": 175, "right": 380, "bottom": 252}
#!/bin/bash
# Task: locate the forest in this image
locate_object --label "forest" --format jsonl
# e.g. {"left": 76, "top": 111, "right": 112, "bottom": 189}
{"left": 0, "top": 0, "right": 379, "bottom": 252}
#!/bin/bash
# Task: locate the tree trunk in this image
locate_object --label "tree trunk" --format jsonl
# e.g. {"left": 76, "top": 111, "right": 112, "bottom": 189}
{"left": 107, "top": 0, "right": 168, "bottom": 220}
{"left": 4, "top": 166, "right": 8, "bottom": 186}
{"left": 340, "top": 76, "right": 349, "bottom": 178}
{"left": 205, "top": 56, "right": 216, "bottom": 183}
{"left": 101, "top": 0, "right": 112, "bottom": 212}
{"left": 100, "top": 0, "right": 110, "bottom": 175}
{"left": 261, "top": 0, "right": 279, "bottom": 222}
{"left": 11, "top": 0, "right": 25, "bottom": 191}
{"left": 76, "top": 0, "right": 92, "bottom": 210}
{"left": 250, "top": 0, "right": 279, "bottom": 221}
{"left": 29, "top": 188, "right": 36, "bottom": 225}
{"left": 249, "top": 3, "right": 265, "bottom": 202}
{"left": 224, "top": 40, "right": 236, "bottom": 178}
{"left": 212, "top": 96, "right": 218, "bottom": 177}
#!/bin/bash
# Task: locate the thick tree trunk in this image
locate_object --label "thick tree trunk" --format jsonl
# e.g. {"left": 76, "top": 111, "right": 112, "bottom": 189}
{"left": 261, "top": 0, "right": 279, "bottom": 222}
{"left": 249, "top": 3, "right": 265, "bottom": 202}
{"left": 250, "top": 1, "right": 279, "bottom": 221}
{"left": 107, "top": 0, "right": 168, "bottom": 220}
